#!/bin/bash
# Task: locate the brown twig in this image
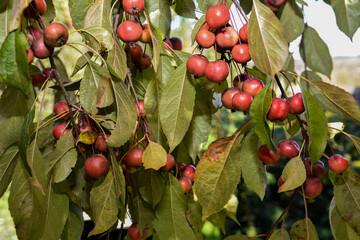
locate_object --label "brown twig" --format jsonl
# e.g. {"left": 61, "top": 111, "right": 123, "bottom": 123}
{"left": 232, "top": 0, "right": 249, "bottom": 22}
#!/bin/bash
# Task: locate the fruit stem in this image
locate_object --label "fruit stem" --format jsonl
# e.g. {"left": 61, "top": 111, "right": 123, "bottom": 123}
{"left": 264, "top": 190, "right": 297, "bottom": 240}
{"left": 301, "top": 186, "right": 310, "bottom": 240}
{"left": 49, "top": 56, "right": 79, "bottom": 139}
{"left": 126, "top": 68, "right": 154, "bottom": 142}
{"left": 274, "top": 74, "right": 288, "bottom": 99}
{"left": 232, "top": 0, "right": 249, "bottom": 22}
{"left": 113, "top": 0, "right": 123, "bottom": 33}
{"left": 327, "top": 138, "right": 335, "bottom": 155}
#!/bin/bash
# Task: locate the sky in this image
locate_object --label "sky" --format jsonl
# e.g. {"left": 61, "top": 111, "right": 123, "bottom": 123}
{"left": 229, "top": 0, "right": 360, "bottom": 60}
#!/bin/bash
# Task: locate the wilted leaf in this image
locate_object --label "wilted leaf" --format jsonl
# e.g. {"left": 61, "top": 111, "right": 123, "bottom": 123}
{"left": 280, "top": 0, "right": 304, "bottom": 43}
{"left": 331, "top": 1, "right": 360, "bottom": 40}
{"left": 329, "top": 197, "right": 360, "bottom": 240}
{"left": 249, "top": 85, "right": 275, "bottom": 152}
{"left": 240, "top": 129, "right": 267, "bottom": 200}
{"left": 0, "top": 30, "right": 31, "bottom": 95}
{"left": 0, "top": 146, "right": 19, "bottom": 198}
{"left": 300, "top": 26, "right": 333, "bottom": 78}
{"left": 290, "top": 218, "right": 319, "bottom": 240}
{"left": 249, "top": 0, "right": 289, "bottom": 76}
{"left": 194, "top": 122, "right": 251, "bottom": 220}
{"left": 142, "top": 141, "right": 167, "bottom": 170}
{"left": 106, "top": 79, "right": 137, "bottom": 148}
{"left": 303, "top": 90, "right": 328, "bottom": 165}
{"left": 77, "top": 131, "right": 97, "bottom": 145}
{"left": 153, "top": 174, "right": 196, "bottom": 240}
{"left": 278, "top": 157, "right": 306, "bottom": 192}
{"left": 138, "top": 169, "right": 165, "bottom": 207}
{"left": 159, "top": 62, "right": 196, "bottom": 152}
{"left": 89, "top": 168, "right": 119, "bottom": 236}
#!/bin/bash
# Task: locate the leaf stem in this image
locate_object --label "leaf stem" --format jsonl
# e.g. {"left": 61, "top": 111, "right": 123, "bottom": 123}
{"left": 264, "top": 191, "right": 297, "bottom": 240}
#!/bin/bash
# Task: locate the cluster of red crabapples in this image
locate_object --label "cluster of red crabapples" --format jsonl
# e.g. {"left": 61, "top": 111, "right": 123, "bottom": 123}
{"left": 186, "top": 4, "right": 250, "bottom": 84}
{"left": 52, "top": 101, "right": 117, "bottom": 181}
{"left": 25, "top": 0, "right": 69, "bottom": 87}
{"left": 254, "top": 92, "right": 349, "bottom": 198}
{"left": 117, "top": 0, "right": 182, "bottom": 71}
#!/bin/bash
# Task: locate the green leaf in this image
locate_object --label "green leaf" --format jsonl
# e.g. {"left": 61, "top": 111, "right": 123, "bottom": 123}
{"left": 160, "top": 62, "right": 196, "bottom": 152}
{"left": 240, "top": 129, "right": 267, "bottom": 200}
{"left": 249, "top": 0, "right": 289, "bottom": 76}
{"left": 331, "top": 0, "right": 360, "bottom": 40}
{"left": 196, "top": 0, "right": 213, "bottom": 12}
{"left": 128, "top": 172, "right": 156, "bottom": 230}
{"left": 346, "top": 133, "right": 360, "bottom": 154}
{"left": 309, "top": 80, "right": 360, "bottom": 123}
{"left": 71, "top": 52, "right": 93, "bottom": 77}
{"left": 109, "top": 150, "right": 125, "bottom": 200}
{"left": 153, "top": 174, "right": 196, "bottom": 240}
{"left": 40, "top": 185, "right": 70, "bottom": 240}
{"left": 174, "top": 0, "right": 196, "bottom": 19}
{"left": 107, "top": 39, "right": 127, "bottom": 80}
{"left": 69, "top": 0, "right": 93, "bottom": 30}
{"left": 144, "top": 10, "right": 162, "bottom": 72}
{"left": 329, "top": 197, "right": 360, "bottom": 240}
{"left": 26, "top": 141, "right": 47, "bottom": 194}
{"left": 9, "top": 0, "right": 29, "bottom": 31}
{"left": 330, "top": 168, "right": 360, "bottom": 235}
{"left": 191, "top": 15, "right": 206, "bottom": 43}
{"left": 269, "top": 229, "right": 290, "bottom": 240}
{"left": 0, "top": 146, "right": 19, "bottom": 198}
{"left": 40, "top": 0, "right": 56, "bottom": 24}
{"left": 249, "top": 85, "right": 275, "bottom": 152}
{"left": 0, "top": 30, "right": 31, "bottom": 95}
{"left": 89, "top": 168, "right": 120, "bottom": 236}
{"left": 224, "top": 235, "right": 249, "bottom": 240}
{"left": 278, "top": 157, "right": 306, "bottom": 193}
{"left": 300, "top": 26, "right": 333, "bottom": 78}
{"left": 138, "top": 169, "right": 165, "bottom": 207}
{"left": 83, "top": 0, "right": 112, "bottom": 32}
{"left": 290, "top": 218, "right": 319, "bottom": 240}
{"left": 77, "top": 131, "right": 98, "bottom": 145}
{"left": 142, "top": 141, "right": 167, "bottom": 170}
{"left": 280, "top": 0, "right": 304, "bottom": 43}
{"left": 106, "top": 79, "right": 137, "bottom": 148}
{"left": 61, "top": 203, "right": 84, "bottom": 240}
{"left": 303, "top": 90, "right": 328, "bottom": 165}
{"left": 296, "top": 0, "right": 307, "bottom": 6}
{"left": 183, "top": 87, "right": 212, "bottom": 161}
{"left": 80, "top": 61, "right": 113, "bottom": 112}
{"left": 300, "top": 72, "right": 340, "bottom": 115}
{"left": 8, "top": 160, "right": 32, "bottom": 239}
{"left": 241, "top": 0, "right": 253, "bottom": 14}
{"left": 79, "top": 26, "right": 114, "bottom": 52}
{"left": 145, "top": 0, "right": 171, "bottom": 37}
{"left": 46, "top": 133, "right": 77, "bottom": 183}
{"left": 194, "top": 122, "right": 251, "bottom": 220}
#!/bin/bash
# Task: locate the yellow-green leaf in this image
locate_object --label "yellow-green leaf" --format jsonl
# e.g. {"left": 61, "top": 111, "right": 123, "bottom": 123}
{"left": 142, "top": 141, "right": 167, "bottom": 170}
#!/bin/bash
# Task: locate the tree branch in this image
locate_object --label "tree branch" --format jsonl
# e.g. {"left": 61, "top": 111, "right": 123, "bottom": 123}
{"left": 232, "top": 0, "right": 249, "bottom": 22}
